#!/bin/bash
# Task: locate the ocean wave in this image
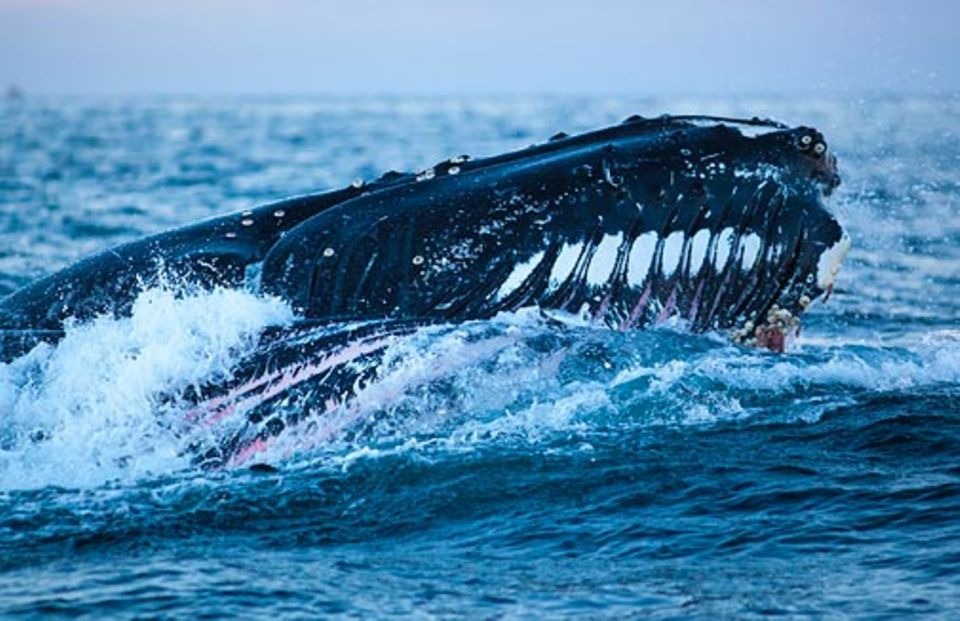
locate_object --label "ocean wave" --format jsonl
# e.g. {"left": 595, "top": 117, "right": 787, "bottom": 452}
{"left": 0, "top": 287, "right": 292, "bottom": 489}
{"left": 0, "top": 286, "right": 955, "bottom": 491}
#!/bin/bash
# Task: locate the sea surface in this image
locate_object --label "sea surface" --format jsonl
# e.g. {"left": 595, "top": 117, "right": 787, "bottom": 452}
{"left": 0, "top": 95, "right": 958, "bottom": 619}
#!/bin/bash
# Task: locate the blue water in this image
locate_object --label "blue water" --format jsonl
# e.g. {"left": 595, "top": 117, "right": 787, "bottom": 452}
{"left": 1, "top": 95, "right": 958, "bottom": 618}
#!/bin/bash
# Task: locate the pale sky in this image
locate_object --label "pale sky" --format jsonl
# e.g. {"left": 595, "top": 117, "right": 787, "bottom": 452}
{"left": 1, "top": 0, "right": 957, "bottom": 95}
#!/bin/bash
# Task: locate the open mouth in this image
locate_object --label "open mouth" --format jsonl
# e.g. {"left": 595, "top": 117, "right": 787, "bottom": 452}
{"left": 730, "top": 231, "right": 852, "bottom": 352}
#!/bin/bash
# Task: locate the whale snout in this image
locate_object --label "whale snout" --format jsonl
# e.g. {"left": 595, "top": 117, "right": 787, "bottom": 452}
{"left": 789, "top": 126, "right": 841, "bottom": 195}
{"left": 817, "top": 152, "right": 841, "bottom": 196}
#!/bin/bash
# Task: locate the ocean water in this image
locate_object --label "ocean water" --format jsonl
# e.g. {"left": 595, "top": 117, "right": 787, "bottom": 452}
{"left": 0, "top": 95, "right": 958, "bottom": 618}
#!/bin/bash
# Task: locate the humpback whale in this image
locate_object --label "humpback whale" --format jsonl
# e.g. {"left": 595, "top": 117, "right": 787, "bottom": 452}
{"left": 0, "top": 115, "right": 851, "bottom": 465}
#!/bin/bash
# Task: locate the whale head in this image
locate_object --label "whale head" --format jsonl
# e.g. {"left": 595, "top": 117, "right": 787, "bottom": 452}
{"left": 253, "top": 115, "right": 850, "bottom": 351}
{"left": 613, "top": 120, "right": 851, "bottom": 350}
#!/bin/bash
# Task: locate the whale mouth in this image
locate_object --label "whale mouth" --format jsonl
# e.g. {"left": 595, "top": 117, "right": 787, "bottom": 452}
{"left": 730, "top": 303, "right": 804, "bottom": 353}
{"left": 728, "top": 228, "right": 851, "bottom": 353}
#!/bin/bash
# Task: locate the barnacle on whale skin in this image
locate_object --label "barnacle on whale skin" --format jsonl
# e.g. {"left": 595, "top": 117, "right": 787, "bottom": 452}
{"left": 730, "top": 305, "right": 802, "bottom": 353}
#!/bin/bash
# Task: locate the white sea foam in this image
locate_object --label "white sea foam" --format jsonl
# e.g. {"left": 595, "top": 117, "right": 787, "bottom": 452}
{"left": 0, "top": 287, "right": 293, "bottom": 490}
{"left": 610, "top": 337, "right": 960, "bottom": 426}
{"left": 701, "top": 341, "right": 960, "bottom": 393}
{"left": 2, "top": 281, "right": 956, "bottom": 488}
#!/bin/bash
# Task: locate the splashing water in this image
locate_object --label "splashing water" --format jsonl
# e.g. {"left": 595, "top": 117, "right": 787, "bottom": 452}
{"left": 0, "top": 287, "right": 293, "bottom": 488}
{"left": 1, "top": 286, "right": 956, "bottom": 492}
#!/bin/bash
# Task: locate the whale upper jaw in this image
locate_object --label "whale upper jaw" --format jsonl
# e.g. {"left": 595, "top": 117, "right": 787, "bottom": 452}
{"left": 0, "top": 114, "right": 852, "bottom": 361}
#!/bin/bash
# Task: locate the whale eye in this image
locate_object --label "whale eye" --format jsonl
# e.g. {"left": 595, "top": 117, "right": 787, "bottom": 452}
{"left": 813, "top": 142, "right": 826, "bottom": 155}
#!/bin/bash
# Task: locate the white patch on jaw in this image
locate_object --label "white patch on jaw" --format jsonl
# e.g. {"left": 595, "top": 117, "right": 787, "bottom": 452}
{"left": 661, "top": 231, "right": 685, "bottom": 277}
{"left": 688, "top": 229, "right": 711, "bottom": 274}
{"left": 816, "top": 232, "right": 852, "bottom": 289}
{"left": 683, "top": 118, "right": 783, "bottom": 138}
{"left": 586, "top": 233, "right": 622, "bottom": 286}
{"left": 739, "top": 233, "right": 762, "bottom": 270}
{"left": 496, "top": 251, "right": 545, "bottom": 300}
{"left": 714, "top": 227, "right": 734, "bottom": 269}
{"left": 549, "top": 242, "right": 583, "bottom": 287}
{"left": 627, "top": 232, "right": 657, "bottom": 286}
